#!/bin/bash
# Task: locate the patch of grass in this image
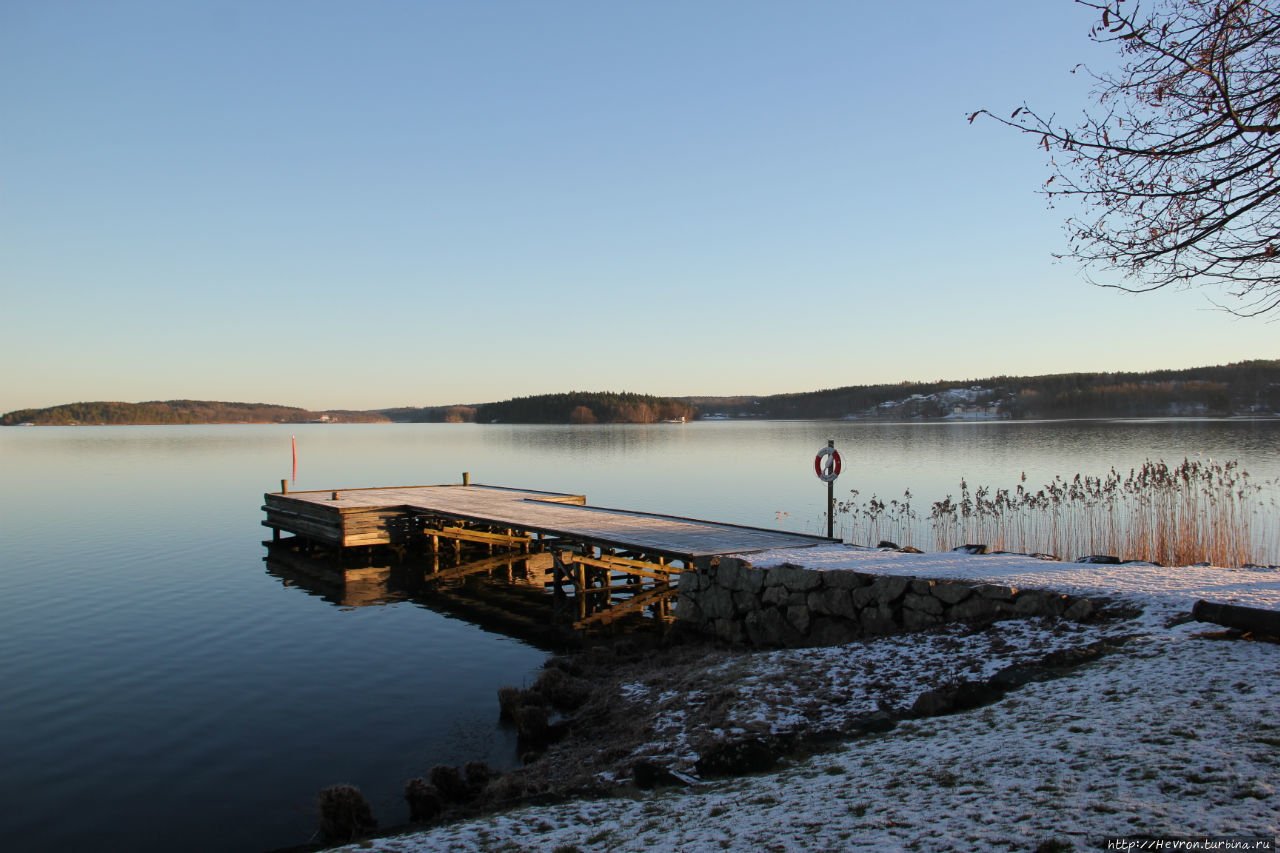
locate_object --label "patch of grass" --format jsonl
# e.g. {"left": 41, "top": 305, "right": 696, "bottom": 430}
{"left": 1034, "top": 840, "right": 1074, "bottom": 853}
{"left": 552, "top": 846, "right": 582, "bottom": 853}
{"left": 848, "top": 802, "right": 868, "bottom": 817}
{"left": 823, "top": 765, "right": 846, "bottom": 776}
{"left": 585, "top": 829, "right": 614, "bottom": 845}
{"left": 707, "top": 806, "right": 728, "bottom": 818}
{"left": 750, "top": 794, "right": 779, "bottom": 806}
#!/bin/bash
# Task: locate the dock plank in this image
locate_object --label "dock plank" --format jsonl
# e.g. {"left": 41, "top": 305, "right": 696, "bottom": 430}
{"left": 266, "top": 484, "right": 831, "bottom": 559}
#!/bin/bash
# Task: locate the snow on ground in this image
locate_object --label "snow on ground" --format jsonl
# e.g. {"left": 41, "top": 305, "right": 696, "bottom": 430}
{"left": 328, "top": 552, "right": 1279, "bottom": 853}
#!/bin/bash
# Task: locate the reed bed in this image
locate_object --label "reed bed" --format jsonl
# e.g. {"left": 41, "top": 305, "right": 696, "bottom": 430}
{"left": 828, "top": 459, "right": 1279, "bottom": 568}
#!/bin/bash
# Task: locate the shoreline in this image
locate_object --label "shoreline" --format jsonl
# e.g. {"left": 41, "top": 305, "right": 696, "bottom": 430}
{"left": 302, "top": 551, "right": 1279, "bottom": 852}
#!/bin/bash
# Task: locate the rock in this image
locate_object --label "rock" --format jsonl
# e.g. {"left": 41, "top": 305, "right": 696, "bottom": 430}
{"left": 761, "top": 584, "right": 788, "bottom": 607}
{"left": 677, "top": 569, "right": 702, "bottom": 594}
{"left": 824, "top": 570, "right": 872, "bottom": 589}
{"left": 951, "top": 679, "right": 1006, "bottom": 711}
{"left": 896, "top": 545, "right": 924, "bottom": 553}
{"left": 809, "top": 615, "right": 861, "bottom": 646}
{"left": 767, "top": 564, "right": 823, "bottom": 592}
{"left": 736, "top": 566, "right": 766, "bottom": 594}
{"left": 949, "top": 595, "right": 998, "bottom": 622}
{"left": 756, "top": 607, "right": 788, "bottom": 647}
{"left": 903, "top": 592, "right": 943, "bottom": 615}
{"left": 849, "top": 710, "right": 897, "bottom": 734}
{"left": 714, "top": 558, "right": 740, "bottom": 590}
{"left": 1062, "top": 597, "right": 1095, "bottom": 622}
{"left": 677, "top": 597, "right": 704, "bottom": 623}
{"left": 1076, "top": 554, "right": 1122, "bottom": 564}
{"left": 786, "top": 604, "right": 811, "bottom": 635}
{"left": 930, "top": 581, "right": 972, "bottom": 605}
{"left": 871, "top": 575, "right": 911, "bottom": 603}
{"left": 952, "top": 544, "right": 989, "bottom": 555}
{"left": 876, "top": 540, "right": 899, "bottom": 549}
{"left": 861, "top": 604, "right": 898, "bottom": 635}
{"left": 695, "top": 738, "right": 778, "bottom": 777}
{"left": 1029, "top": 552, "right": 1060, "bottom": 561}
{"left": 700, "top": 585, "right": 735, "bottom": 619}
{"left": 1012, "top": 591, "right": 1067, "bottom": 618}
{"left": 850, "top": 585, "right": 878, "bottom": 608}
{"left": 810, "top": 587, "right": 855, "bottom": 618}
{"left": 974, "top": 583, "right": 1016, "bottom": 601}
{"left": 732, "top": 590, "right": 757, "bottom": 614}
{"left": 912, "top": 688, "right": 955, "bottom": 716}
{"left": 902, "top": 608, "right": 942, "bottom": 631}
{"left": 989, "top": 664, "right": 1043, "bottom": 689}
{"left": 633, "top": 760, "right": 686, "bottom": 789}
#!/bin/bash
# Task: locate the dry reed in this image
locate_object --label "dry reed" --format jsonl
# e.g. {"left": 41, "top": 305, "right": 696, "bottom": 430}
{"left": 828, "top": 459, "right": 1278, "bottom": 567}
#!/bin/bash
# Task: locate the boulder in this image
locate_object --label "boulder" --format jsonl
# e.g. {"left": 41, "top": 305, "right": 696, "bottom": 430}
{"left": 809, "top": 616, "right": 861, "bottom": 646}
{"left": 695, "top": 738, "right": 778, "bottom": 777}
{"left": 767, "top": 564, "right": 823, "bottom": 592}
{"left": 952, "top": 544, "right": 989, "bottom": 555}
{"left": 786, "top": 604, "right": 811, "bottom": 635}
{"left": 861, "top": 604, "right": 898, "bottom": 635}
{"left": 870, "top": 575, "right": 911, "bottom": 603}
{"left": 949, "top": 594, "right": 998, "bottom": 622}
{"left": 903, "top": 592, "right": 943, "bottom": 615}
{"left": 974, "top": 583, "right": 1016, "bottom": 601}
{"left": 633, "top": 760, "right": 687, "bottom": 789}
{"left": 824, "top": 570, "right": 872, "bottom": 589}
{"left": 930, "top": 581, "right": 972, "bottom": 605}
{"left": 1062, "top": 597, "right": 1095, "bottom": 622}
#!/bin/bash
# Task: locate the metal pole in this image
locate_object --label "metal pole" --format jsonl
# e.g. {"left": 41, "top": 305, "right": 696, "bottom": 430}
{"left": 826, "top": 440, "right": 835, "bottom": 539}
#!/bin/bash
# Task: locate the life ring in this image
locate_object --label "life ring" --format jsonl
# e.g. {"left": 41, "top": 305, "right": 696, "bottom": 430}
{"left": 814, "top": 446, "right": 842, "bottom": 482}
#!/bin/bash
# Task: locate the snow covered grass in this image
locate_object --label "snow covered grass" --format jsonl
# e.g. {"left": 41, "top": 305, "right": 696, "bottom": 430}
{"left": 325, "top": 551, "right": 1279, "bottom": 853}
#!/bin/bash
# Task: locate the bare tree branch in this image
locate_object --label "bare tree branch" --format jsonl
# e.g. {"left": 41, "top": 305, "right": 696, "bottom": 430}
{"left": 977, "top": 0, "right": 1280, "bottom": 315}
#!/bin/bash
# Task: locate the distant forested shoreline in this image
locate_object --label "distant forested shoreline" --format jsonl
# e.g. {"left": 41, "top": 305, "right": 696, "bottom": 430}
{"left": 0, "top": 400, "right": 389, "bottom": 426}
{"left": 4, "top": 361, "right": 1277, "bottom": 425}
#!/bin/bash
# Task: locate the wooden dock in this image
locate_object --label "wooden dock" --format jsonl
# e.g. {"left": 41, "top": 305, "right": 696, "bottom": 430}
{"left": 262, "top": 482, "right": 834, "bottom": 631}
{"left": 262, "top": 483, "right": 832, "bottom": 561}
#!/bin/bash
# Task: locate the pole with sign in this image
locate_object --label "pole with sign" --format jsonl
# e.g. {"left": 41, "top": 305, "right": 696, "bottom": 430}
{"left": 814, "top": 439, "right": 841, "bottom": 539}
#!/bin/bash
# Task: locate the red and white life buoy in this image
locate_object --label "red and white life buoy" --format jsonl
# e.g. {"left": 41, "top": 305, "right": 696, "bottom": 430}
{"left": 814, "top": 446, "right": 842, "bottom": 482}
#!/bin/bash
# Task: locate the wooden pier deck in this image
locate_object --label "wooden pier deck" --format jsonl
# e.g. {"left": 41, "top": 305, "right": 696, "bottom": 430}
{"left": 262, "top": 483, "right": 832, "bottom": 561}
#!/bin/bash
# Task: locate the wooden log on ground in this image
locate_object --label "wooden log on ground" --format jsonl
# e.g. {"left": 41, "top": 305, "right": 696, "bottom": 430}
{"left": 1192, "top": 599, "right": 1280, "bottom": 636}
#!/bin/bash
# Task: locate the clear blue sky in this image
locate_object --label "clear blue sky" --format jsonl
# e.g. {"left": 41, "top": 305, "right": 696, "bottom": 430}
{"left": 2, "top": 0, "right": 1275, "bottom": 413}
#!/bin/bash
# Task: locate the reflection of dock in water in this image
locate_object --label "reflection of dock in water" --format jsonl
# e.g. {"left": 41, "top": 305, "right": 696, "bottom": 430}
{"left": 262, "top": 540, "right": 671, "bottom": 646}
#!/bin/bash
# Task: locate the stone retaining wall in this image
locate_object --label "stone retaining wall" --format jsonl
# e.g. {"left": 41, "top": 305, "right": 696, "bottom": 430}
{"left": 677, "top": 556, "right": 1097, "bottom": 647}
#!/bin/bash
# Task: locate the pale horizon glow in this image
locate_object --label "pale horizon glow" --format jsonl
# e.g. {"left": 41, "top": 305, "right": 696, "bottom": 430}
{"left": 2, "top": 1, "right": 1276, "bottom": 414}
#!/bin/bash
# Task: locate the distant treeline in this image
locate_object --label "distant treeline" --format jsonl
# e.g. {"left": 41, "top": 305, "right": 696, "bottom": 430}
{"left": 0, "top": 400, "right": 388, "bottom": 426}
{"left": 7, "top": 361, "right": 1277, "bottom": 426}
{"left": 381, "top": 405, "right": 478, "bottom": 424}
{"left": 689, "top": 360, "right": 1280, "bottom": 420}
{"left": 475, "top": 392, "right": 698, "bottom": 424}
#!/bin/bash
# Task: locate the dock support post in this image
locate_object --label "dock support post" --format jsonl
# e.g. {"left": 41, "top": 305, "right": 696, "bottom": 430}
{"left": 463, "top": 472, "right": 470, "bottom": 486}
{"left": 280, "top": 479, "right": 288, "bottom": 495}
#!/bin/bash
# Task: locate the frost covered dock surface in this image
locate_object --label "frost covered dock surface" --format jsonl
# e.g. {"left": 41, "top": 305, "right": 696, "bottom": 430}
{"left": 262, "top": 484, "right": 834, "bottom": 559}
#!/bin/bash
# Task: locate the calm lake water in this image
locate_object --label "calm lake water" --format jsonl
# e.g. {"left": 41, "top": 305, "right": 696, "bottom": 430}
{"left": 2, "top": 419, "right": 1278, "bottom": 852}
